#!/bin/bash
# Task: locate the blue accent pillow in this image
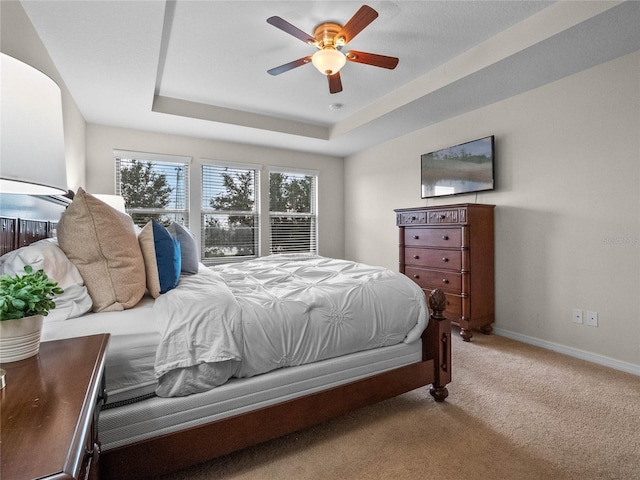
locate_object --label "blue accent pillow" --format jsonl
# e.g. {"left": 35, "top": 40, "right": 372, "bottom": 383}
{"left": 139, "top": 220, "right": 181, "bottom": 297}
{"left": 167, "top": 222, "right": 199, "bottom": 274}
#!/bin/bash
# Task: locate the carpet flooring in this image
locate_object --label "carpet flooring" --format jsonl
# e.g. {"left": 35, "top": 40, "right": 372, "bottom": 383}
{"left": 156, "top": 328, "right": 640, "bottom": 480}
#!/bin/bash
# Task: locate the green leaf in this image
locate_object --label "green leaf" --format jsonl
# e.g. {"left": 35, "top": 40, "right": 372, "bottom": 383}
{"left": 0, "top": 265, "right": 64, "bottom": 321}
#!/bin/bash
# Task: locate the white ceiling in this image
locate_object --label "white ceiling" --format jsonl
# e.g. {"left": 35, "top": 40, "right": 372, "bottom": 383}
{"left": 21, "top": 1, "right": 640, "bottom": 157}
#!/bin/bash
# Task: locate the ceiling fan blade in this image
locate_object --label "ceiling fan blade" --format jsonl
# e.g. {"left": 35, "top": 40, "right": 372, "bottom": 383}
{"left": 346, "top": 50, "right": 399, "bottom": 69}
{"left": 267, "top": 16, "right": 316, "bottom": 45}
{"left": 335, "top": 5, "right": 378, "bottom": 45}
{"left": 268, "top": 56, "right": 313, "bottom": 76}
{"left": 328, "top": 72, "right": 343, "bottom": 94}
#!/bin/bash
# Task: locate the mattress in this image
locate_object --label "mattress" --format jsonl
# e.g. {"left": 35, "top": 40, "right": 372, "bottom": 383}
{"left": 41, "top": 296, "right": 160, "bottom": 406}
{"left": 99, "top": 339, "right": 423, "bottom": 451}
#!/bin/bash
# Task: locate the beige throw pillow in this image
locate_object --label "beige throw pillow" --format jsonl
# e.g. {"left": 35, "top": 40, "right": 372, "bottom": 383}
{"left": 57, "top": 188, "right": 146, "bottom": 312}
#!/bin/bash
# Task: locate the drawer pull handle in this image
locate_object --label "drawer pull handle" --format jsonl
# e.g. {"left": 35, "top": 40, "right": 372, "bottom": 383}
{"left": 414, "top": 235, "right": 420, "bottom": 240}
{"left": 413, "top": 274, "right": 420, "bottom": 279}
{"left": 442, "top": 235, "right": 449, "bottom": 240}
{"left": 411, "top": 216, "right": 417, "bottom": 221}
{"left": 439, "top": 214, "right": 446, "bottom": 219}
{"left": 442, "top": 257, "right": 449, "bottom": 262}
{"left": 413, "top": 255, "right": 420, "bottom": 260}
{"left": 442, "top": 279, "right": 449, "bottom": 284}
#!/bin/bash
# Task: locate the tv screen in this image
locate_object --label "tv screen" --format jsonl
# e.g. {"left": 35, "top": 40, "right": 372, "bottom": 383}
{"left": 421, "top": 136, "right": 495, "bottom": 199}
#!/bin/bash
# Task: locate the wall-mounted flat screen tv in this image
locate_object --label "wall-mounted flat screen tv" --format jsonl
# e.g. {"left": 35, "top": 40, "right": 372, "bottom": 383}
{"left": 421, "top": 135, "right": 495, "bottom": 199}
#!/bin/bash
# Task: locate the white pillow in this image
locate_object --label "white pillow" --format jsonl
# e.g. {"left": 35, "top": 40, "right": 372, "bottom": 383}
{"left": 0, "top": 239, "right": 93, "bottom": 322}
{"left": 167, "top": 222, "right": 199, "bottom": 274}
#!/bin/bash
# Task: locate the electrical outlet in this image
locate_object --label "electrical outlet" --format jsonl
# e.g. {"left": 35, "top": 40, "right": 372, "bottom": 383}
{"left": 586, "top": 311, "right": 598, "bottom": 327}
{"left": 572, "top": 308, "right": 583, "bottom": 324}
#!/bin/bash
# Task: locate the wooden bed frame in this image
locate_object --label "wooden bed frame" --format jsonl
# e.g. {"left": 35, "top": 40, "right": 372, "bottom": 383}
{"left": 1, "top": 206, "right": 452, "bottom": 480}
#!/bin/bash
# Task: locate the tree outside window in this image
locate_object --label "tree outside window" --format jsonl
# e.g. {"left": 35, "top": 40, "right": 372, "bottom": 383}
{"left": 116, "top": 157, "right": 189, "bottom": 227}
{"left": 202, "top": 164, "right": 259, "bottom": 261}
{"left": 269, "top": 171, "right": 317, "bottom": 254}
{"left": 201, "top": 165, "right": 317, "bottom": 262}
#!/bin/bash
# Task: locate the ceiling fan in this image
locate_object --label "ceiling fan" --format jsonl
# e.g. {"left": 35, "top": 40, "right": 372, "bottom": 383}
{"left": 266, "top": 5, "right": 399, "bottom": 94}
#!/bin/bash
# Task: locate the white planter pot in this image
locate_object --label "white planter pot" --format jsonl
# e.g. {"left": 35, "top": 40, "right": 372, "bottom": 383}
{"left": 0, "top": 315, "right": 44, "bottom": 363}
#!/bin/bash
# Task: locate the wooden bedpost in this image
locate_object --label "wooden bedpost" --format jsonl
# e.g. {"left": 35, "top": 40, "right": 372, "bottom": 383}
{"left": 424, "top": 288, "right": 451, "bottom": 402}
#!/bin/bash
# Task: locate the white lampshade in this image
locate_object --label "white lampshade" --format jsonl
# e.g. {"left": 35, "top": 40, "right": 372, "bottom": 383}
{"left": 311, "top": 48, "right": 346, "bottom": 75}
{"left": 92, "top": 194, "right": 127, "bottom": 213}
{"left": 0, "top": 53, "right": 68, "bottom": 195}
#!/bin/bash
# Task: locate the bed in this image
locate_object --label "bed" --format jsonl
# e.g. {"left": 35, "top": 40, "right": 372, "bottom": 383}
{"left": 0, "top": 194, "right": 451, "bottom": 480}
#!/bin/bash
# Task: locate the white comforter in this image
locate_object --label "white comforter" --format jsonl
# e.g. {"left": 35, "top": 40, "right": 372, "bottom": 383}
{"left": 153, "top": 255, "right": 428, "bottom": 397}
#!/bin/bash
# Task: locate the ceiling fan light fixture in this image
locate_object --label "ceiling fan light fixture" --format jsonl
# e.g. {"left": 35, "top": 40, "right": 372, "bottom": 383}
{"left": 267, "top": 6, "right": 397, "bottom": 93}
{"left": 311, "top": 48, "right": 346, "bottom": 75}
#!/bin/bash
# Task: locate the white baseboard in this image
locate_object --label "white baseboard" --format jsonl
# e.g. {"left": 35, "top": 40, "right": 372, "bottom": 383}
{"left": 493, "top": 328, "right": 640, "bottom": 377}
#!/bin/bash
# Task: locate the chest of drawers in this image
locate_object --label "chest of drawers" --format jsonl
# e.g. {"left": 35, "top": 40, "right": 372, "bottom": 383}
{"left": 395, "top": 204, "right": 495, "bottom": 341}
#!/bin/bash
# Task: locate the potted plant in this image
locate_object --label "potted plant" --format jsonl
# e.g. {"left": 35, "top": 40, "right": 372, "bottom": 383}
{"left": 0, "top": 265, "right": 63, "bottom": 363}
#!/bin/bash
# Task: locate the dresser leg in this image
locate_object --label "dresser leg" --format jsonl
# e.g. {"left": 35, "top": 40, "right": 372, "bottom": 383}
{"left": 429, "top": 385, "right": 449, "bottom": 402}
{"left": 460, "top": 328, "right": 473, "bottom": 342}
{"left": 480, "top": 324, "right": 493, "bottom": 335}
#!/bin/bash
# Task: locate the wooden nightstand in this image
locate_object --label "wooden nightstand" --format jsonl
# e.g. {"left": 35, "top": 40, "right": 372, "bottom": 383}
{"left": 1, "top": 334, "right": 109, "bottom": 480}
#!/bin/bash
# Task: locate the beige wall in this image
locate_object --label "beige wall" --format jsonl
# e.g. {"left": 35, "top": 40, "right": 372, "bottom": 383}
{"left": 0, "top": 1, "right": 87, "bottom": 190}
{"left": 85, "top": 124, "right": 345, "bottom": 260}
{"left": 345, "top": 52, "right": 640, "bottom": 371}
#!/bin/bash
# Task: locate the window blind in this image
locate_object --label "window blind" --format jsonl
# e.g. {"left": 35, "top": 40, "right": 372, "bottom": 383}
{"left": 115, "top": 157, "right": 189, "bottom": 228}
{"left": 269, "top": 171, "right": 317, "bottom": 254}
{"left": 201, "top": 163, "right": 260, "bottom": 262}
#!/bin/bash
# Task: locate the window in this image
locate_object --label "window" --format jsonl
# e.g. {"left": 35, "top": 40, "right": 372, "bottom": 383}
{"left": 201, "top": 162, "right": 260, "bottom": 263}
{"left": 269, "top": 169, "right": 317, "bottom": 254}
{"left": 115, "top": 152, "right": 190, "bottom": 228}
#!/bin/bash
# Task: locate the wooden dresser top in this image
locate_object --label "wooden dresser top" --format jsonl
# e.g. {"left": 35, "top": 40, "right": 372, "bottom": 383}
{"left": 1, "top": 334, "right": 109, "bottom": 480}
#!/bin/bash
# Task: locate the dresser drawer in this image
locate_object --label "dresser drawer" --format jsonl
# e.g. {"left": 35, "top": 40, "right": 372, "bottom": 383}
{"left": 443, "top": 294, "right": 462, "bottom": 319}
{"left": 405, "top": 247, "right": 462, "bottom": 271}
{"left": 404, "top": 266, "right": 462, "bottom": 293}
{"left": 427, "top": 207, "right": 466, "bottom": 224}
{"left": 398, "top": 211, "right": 427, "bottom": 225}
{"left": 405, "top": 227, "right": 462, "bottom": 248}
